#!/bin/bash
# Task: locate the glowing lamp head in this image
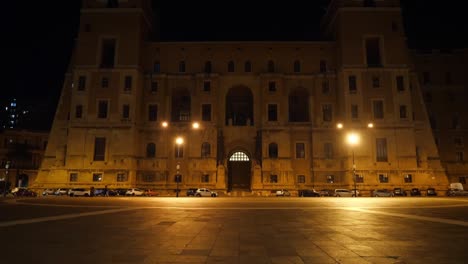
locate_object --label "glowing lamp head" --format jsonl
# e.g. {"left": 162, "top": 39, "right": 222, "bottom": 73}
{"left": 192, "top": 122, "right": 200, "bottom": 129}
{"left": 162, "top": 121, "right": 168, "bottom": 128}
{"left": 346, "top": 133, "right": 360, "bottom": 146}
{"left": 336, "top": 123, "right": 343, "bottom": 129}
{"left": 367, "top": 123, "right": 374, "bottom": 128}
{"left": 175, "top": 137, "right": 184, "bottom": 145}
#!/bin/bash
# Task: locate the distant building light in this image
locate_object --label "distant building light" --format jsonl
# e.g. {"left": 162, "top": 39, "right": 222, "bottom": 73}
{"left": 11, "top": 115, "right": 15, "bottom": 118}
{"left": 11, "top": 103, "right": 16, "bottom": 107}
{"left": 22, "top": 111, "right": 27, "bottom": 114}
{"left": 5, "top": 107, "right": 8, "bottom": 110}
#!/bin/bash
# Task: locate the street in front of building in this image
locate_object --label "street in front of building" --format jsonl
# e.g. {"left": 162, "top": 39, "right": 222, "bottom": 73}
{"left": 1, "top": 197, "right": 468, "bottom": 264}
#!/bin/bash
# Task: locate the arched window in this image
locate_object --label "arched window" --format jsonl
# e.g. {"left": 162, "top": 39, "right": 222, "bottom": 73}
{"left": 228, "top": 61, "right": 235, "bottom": 72}
{"left": 267, "top": 60, "right": 275, "bottom": 73}
{"left": 268, "top": 143, "right": 278, "bottom": 158}
{"left": 146, "top": 143, "right": 156, "bottom": 158}
{"left": 201, "top": 142, "right": 211, "bottom": 158}
{"left": 293, "top": 60, "right": 301, "bottom": 73}
{"left": 204, "top": 61, "right": 212, "bottom": 73}
{"left": 244, "top": 61, "right": 252, "bottom": 72}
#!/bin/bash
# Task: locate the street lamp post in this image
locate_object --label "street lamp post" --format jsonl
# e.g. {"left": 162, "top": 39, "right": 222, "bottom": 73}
{"left": 346, "top": 132, "right": 360, "bottom": 198}
{"left": 175, "top": 137, "right": 184, "bottom": 197}
{"left": 3, "top": 161, "right": 10, "bottom": 197}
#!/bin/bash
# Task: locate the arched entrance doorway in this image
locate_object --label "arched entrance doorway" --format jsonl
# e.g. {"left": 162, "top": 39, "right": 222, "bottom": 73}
{"left": 228, "top": 151, "right": 251, "bottom": 190}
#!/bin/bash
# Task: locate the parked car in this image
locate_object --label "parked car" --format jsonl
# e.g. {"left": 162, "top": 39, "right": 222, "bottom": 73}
{"left": 426, "top": 188, "right": 437, "bottom": 196}
{"left": 54, "top": 188, "right": 69, "bottom": 196}
{"left": 42, "top": 188, "right": 56, "bottom": 196}
{"left": 334, "top": 189, "right": 355, "bottom": 197}
{"left": 393, "top": 188, "right": 407, "bottom": 196}
{"left": 275, "top": 189, "right": 291, "bottom": 197}
{"left": 410, "top": 188, "right": 422, "bottom": 196}
{"left": 319, "top": 189, "right": 334, "bottom": 197}
{"left": 372, "top": 189, "right": 394, "bottom": 197}
{"left": 125, "top": 188, "right": 145, "bottom": 196}
{"left": 68, "top": 188, "right": 91, "bottom": 197}
{"left": 144, "top": 189, "right": 159, "bottom": 197}
{"left": 15, "top": 188, "right": 38, "bottom": 197}
{"left": 298, "top": 189, "right": 320, "bottom": 197}
{"left": 446, "top": 188, "right": 468, "bottom": 196}
{"left": 186, "top": 188, "right": 198, "bottom": 196}
{"left": 195, "top": 188, "right": 218, "bottom": 197}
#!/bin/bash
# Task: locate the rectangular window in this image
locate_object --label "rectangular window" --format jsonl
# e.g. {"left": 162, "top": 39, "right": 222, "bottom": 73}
{"left": 93, "top": 173, "right": 103, "bottom": 182}
{"left": 153, "top": 61, "right": 161, "bottom": 73}
{"left": 142, "top": 173, "right": 155, "bottom": 182}
{"left": 100, "top": 38, "right": 116, "bottom": 68}
{"left": 366, "top": 37, "right": 381, "bottom": 67}
{"left": 396, "top": 76, "right": 405, "bottom": 92}
{"left": 201, "top": 174, "right": 210, "bottom": 183}
{"left": 356, "top": 174, "right": 364, "bottom": 183}
{"left": 378, "top": 174, "right": 389, "bottom": 183}
{"left": 373, "top": 100, "right": 384, "bottom": 119}
{"left": 98, "top": 100, "right": 108, "bottom": 119}
{"left": 399, "top": 105, "right": 407, "bottom": 119}
{"left": 69, "top": 173, "right": 78, "bottom": 182}
{"left": 175, "top": 145, "right": 183, "bottom": 158}
{"left": 122, "top": 104, "right": 130, "bottom": 119}
{"left": 376, "top": 138, "right": 388, "bottom": 162}
{"left": 351, "top": 104, "right": 358, "bottom": 119}
{"left": 268, "top": 104, "right": 277, "bottom": 121}
{"left": 93, "top": 137, "right": 106, "bottom": 161}
{"left": 78, "top": 76, "right": 86, "bottom": 91}
{"left": 454, "top": 137, "right": 463, "bottom": 147}
{"left": 203, "top": 81, "right": 211, "bottom": 92}
{"left": 322, "top": 104, "right": 332, "bottom": 122}
{"left": 270, "top": 175, "right": 278, "bottom": 183}
{"left": 151, "top": 81, "right": 158, "bottom": 93}
{"left": 322, "top": 80, "right": 329, "bottom": 94}
{"left": 324, "top": 143, "right": 333, "bottom": 159}
{"left": 297, "top": 175, "right": 305, "bottom": 184}
{"left": 349, "top": 76, "right": 357, "bottom": 93}
{"left": 456, "top": 152, "right": 464, "bottom": 162}
{"left": 202, "top": 104, "right": 211, "bottom": 121}
{"left": 179, "top": 61, "right": 186, "bottom": 72}
{"left": 296, "top": 143, "right": 305, "bottom": 159}
{"left": 75, "top": 105, "right": 83, "bottom": 119}
{"left": 101, "top": 77, "right": 109, "bottom": 88}
{"left": 148, "top": 104, "right": 158, "bottom": 121}
{"left": 117, "top": 173, "right": 128, "bottom": 182}
{"left": 372, "top": 76, "right": 380, "bottom": 88}
{"left": 124, "top": 76, "right": 132, "bottom": 92}
{"left": 268, "top": 81, "right": 276, "bottom": 92}
{"left": 404, "top": 174, "right": 413, "bottom": 183}
{"left": 327, "top": 175, "right": 334, "bottom": 183}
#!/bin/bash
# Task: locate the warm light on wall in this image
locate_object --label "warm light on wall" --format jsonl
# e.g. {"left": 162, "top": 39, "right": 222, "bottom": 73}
{"left": 175, "top": 137, "right": 184, "bottom": 145}
{"left": 346, "top": 132, "right": 360, "bottom": 146}
{"left": 162, "top": 121, "right": 168, "bottom": 128}
{"left": 192, "top": 122, "right": 200, "bottom": 129}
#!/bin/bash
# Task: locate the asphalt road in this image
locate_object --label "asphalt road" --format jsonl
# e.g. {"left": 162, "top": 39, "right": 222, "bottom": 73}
{"left": 1, "top": 196, "right": 468, "bottom": 264}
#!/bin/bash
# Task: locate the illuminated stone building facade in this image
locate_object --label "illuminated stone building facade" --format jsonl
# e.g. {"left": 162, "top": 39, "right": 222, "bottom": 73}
{"left": 34, "top": 0, "right": 453, "bottom": 195}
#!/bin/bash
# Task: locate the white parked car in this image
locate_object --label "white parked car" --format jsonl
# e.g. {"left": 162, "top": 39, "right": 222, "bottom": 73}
{"left": 54, "top": 188, "right": 69, "bottom": 196}
{"left": 334, "top": 189, "right": 355, "bottom": 197}
{"left": 42, "top": 188, "right": 56, "bottom": 196}
{"left": 126, "top": 188, "right": 145, "bottom": 196}
{"left": 275, "top": 189, "right": 291, "bottom": 197}
{"left": 68, "top": 188, "right": 91, "bottom": 197}
{"left": 195, "top": 188, "right": 218, "bottom": 197}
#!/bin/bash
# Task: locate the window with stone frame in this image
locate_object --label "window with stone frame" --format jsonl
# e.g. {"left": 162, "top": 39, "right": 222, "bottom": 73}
{"left": 456, "top": 152, "right": 464, "bottom": 162}
{"left": 204, "top": 61, "right": 212, "bottom": 73}
{"left": 202, "top": 104, "right": 211, "bottom": 121}
{"left": 267, "top": 60, "right": 275, "bottom": 72}
{"left": 355, "top": 174, "right": 364, "bottom": 183}
{"left": 124, "top": 76, "right": 132, "bottom": 92}
{"left": 270, "top": 175, "right": 278, "bottom": 183}
{"left": 146, "top": 143, "right": 156, "bottom": 158}
{"left": 404, "top": 174, "right": 413, "bottom": 183}
{"left": 351, "top": 104, "right": 358, "bottom": 119}
{"left": 201, "top": 142, "right": 211, "bottom": 158}
{"left": 179, "top": 61, "right": 186, "bottom": 73}
{"left": 322, "top": 104, "right": 332, "bottom": 122}
{"left": 324, "top": 142, "right": 333, "bottom": 159}
{"left": 372, "top": 76, "right": 380, "bottom": 88}
{"left": 399, "top": 105, "right": 407, "bottom": 119}
{"left": 101, "top": 77, "right": 109, "bottom": 88}
{"left": 396, "top": 76, "right": 405, "bottom": 92}
{"left": 373, "top": 100, "right": 384, "bottom": 119}
{"left": 203, "top": 81, "right": 211, "bottom": 92}
{"left": 93, "top": 137, "right": 106, "bottom": 161}
{"left": 93, "top": 173, "right": 103, "bottom": 182}
{"left": 228, "top": 61, "right": 235, "bottom": 72}
{"left": 378, "top": 173, "right": 389, "bottom": 183}
{"left": 148, "top": 104, "right": 158, "bottom": 121}
{"left": 75, "top": 105, "right": 83, "bottom": 119}
{"left": 297, "top": 175, "right": 305, "bottom": 184}
{"left": 142, "top": 173, "right": 155, "bottom": 182}
{"left": 268, "top": 143, "right": 278, "bottom": 158}
{"left": 151, "top": 81, "right": 158, "bottom": 93}
{"left": 122, "top": 104, "right": 130, "bottom": 119}
{"left": 97, "top": 100, "right": 108, "bottom": 119}
{"left": 349, "top": 75, "right": 357, "bottom": 93}
{"left": 244, "top": 61, "right": 252, "bottom": 72}
{"left": 295, "top": 143, "right": 305, "bottom": 159}
{"left": 268, "top": 104, "right": 277, "bottom": 121}
{"left": 376, "top": 138, "right": 388, "bottom": 162}
{"left": 153, "top": 61, "right": 161, "bottom": 73}
{"left": 322, "top": 80, "right": 330, "bottom": 94}
{"left": 293, "top": 60, "right": 301, "bottom": 73}
{"left": 78, "top": 76, "right": 86, "bottom": 91}
{"left": 117, "top": 173, "right": 128, "bottom": 182}
{"left": 268, "top": 81, "right": 276, "bottom": 92}
{"left": 69, "top": 173, "right": 78, "bottom": 182}
{"left": 201, "top": 174, "right": 210, "bottom": 183}
{"left": 320, "top": 60, "right": 327, "bottom": 73}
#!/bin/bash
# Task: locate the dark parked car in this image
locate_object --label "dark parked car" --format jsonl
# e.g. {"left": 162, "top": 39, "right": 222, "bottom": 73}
{"left": 393, "top": 188, "right": 407, "bottom": 196}
{"left": 186, "top": 188, "right": 198, "bottom": 196}
{"left": 426, "top": 188, "right": 437, "bottom": 196}
{"left": 299, "top": 189, "right": 320, "bottom": 197}
{"left": 115, "top": 188, "right": 128, "bottom": 196}
{"left": 372, "top": 189, "right": 394, "bottom": 197}
{"left": 15, "top": 188, "right": 38, "bottom": 197}
{"left": 410, "top": 188, "right": 422, "bottom": 196}
{"left": 319, "top": 189, "right": 334, "bottom": 197}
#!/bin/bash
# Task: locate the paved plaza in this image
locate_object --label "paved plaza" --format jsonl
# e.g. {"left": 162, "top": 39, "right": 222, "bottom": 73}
{"left": 1, "top": 197, "right": 468, "bottom": 264}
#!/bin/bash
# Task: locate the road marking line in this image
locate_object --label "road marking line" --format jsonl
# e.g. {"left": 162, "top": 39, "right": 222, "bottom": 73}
{"left": 0, "top": 208, "right": 136, "bottom": 228}
{"left": 345, "top": 207, "right": 468, "bottom": 227}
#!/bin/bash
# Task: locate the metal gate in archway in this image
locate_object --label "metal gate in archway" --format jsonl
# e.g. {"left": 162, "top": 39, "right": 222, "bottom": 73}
{"left": 228, "top": 151, "right": 251, "bottom": 190}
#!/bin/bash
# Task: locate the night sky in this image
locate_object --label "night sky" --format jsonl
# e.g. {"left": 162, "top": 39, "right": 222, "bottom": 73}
{"left": 3, "top": 0, "right": 467, "bottom": 130}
